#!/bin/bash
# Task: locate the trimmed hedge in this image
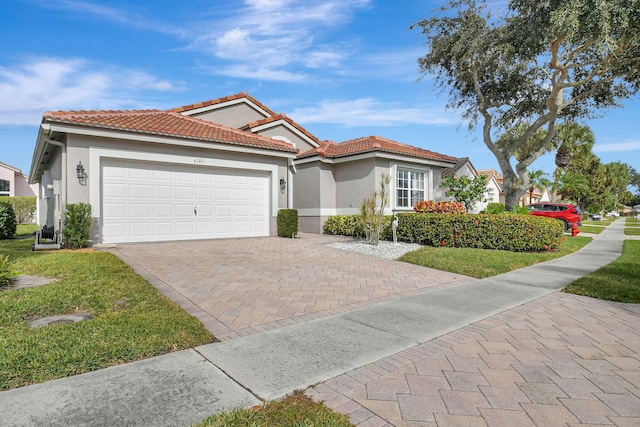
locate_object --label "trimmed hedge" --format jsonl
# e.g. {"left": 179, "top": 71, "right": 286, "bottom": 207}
{"left": 325, "top": 213, "right": 565, "bottom": 252}
{"left": 277, "top": 209, "right": 298, "bottom": 238}
{"left": 323, "top": 215, "right": 393, "bottom": 238}
{"left": 4, "top": 196, "right": 36, "bottom": 224}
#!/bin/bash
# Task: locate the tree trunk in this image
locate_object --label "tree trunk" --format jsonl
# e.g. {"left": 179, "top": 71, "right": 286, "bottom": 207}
{"left": 504, "top": 186, "right": 523, "bottom": 211}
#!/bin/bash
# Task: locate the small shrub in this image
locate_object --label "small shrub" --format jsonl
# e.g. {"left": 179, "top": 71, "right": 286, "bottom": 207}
{"left": 413, "top": 200, "right": 465, "bottom": 214}
{"left": 62, "top": 202, "right": 93, "bottom": 249}
{"left": 484, "top": 202, "right": 505, "bottom": 214}
{"left": 509, "top": 206, "right": 530, "bottom": 215}
{"left": 0, "top": 202, "right": 17, "bottom": 239}
{"left": 277, "top": 209, "right": 298, "bottom": 238}
{"left": 0, "top": 254, "right": 14, "bottom": 287}
{"left": 324, "top": 215, "right": 365, "bottom": 237}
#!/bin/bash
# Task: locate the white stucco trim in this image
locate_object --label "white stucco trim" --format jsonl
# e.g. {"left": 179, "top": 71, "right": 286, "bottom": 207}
{"left": 89, "top": 148, "right": 280, "bottom": 218}
{"left": 295, "top": 151, "right": 456, "bottom": 168}
{"left": 47, "top": 123, "right": 296, "bottom": 160}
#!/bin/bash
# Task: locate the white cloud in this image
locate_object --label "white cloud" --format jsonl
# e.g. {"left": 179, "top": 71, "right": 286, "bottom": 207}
{"left": 190, "top": 0, "right": 371, "bottom": 81}
{"left": 289, "top": 98, "right": 458, "bottom": 127}
{"left": 594, "top": 141, "right": 640, "bottom": 152}
{"left": 0, "top": 57, "right": 186, "bottom": 126}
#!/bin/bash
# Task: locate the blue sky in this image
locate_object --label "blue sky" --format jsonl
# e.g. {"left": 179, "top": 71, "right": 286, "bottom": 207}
{"left": 1, "top": 0, "right": 639, "bottom": 177}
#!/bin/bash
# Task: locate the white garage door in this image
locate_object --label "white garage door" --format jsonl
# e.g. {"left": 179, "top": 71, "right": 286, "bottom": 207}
{"left": 101, "top": 161, "right": 269, "bottom": 243}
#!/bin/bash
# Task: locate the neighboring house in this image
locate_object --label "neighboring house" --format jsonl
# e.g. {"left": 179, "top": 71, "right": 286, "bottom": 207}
{"left": 29, "top": 93, "right": 461, "bottom": 244}
{"left": 477, "top": 169, "right": 549, "bottom": 208}
{"left": 0, "top": 161, "right": 37, "bottom": 197}
{"left": 476, "top": 169, "right": 503, "bottom": 212}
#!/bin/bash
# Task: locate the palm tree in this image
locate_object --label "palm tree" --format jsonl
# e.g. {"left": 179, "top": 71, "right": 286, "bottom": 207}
{"left": 557, "top": 170, "right": 590, "bottom": 202}
{"left": 527, "top": 169, "right": 552, "bottom": 204}
{"left": 550, "top": 123, "right": 595, "bottom": 202}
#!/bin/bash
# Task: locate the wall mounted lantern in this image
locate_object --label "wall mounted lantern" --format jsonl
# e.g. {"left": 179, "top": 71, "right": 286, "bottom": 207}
{"left": 76, "top": 161, "right": 86, "bottom": 183}
{"left": 280, "top": 177, "right": 286, "bottom": 194}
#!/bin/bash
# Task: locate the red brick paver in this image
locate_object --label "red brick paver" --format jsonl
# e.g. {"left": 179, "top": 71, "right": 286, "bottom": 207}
{"left": 307, "top": 293, "right": 640, "bottom": 426}
{"left": 112, "top": 234, "right": 468, "bottom": 340}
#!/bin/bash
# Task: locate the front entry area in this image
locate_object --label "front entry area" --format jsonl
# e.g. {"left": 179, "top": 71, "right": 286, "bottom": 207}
{"left": 101, "top": 160, "right": 269, "bottom": 243}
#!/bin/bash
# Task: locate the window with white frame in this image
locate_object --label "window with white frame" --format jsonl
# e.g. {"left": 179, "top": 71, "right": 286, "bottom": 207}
{"left": 0, "top": 179, "right": 9, "bottom": 196}
{"left": 396, "top": 167, "right": 427, "bottom": 208}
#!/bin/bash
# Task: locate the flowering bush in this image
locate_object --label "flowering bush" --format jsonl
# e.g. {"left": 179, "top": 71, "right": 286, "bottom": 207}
{"left": 413, "top": 200, "right": 465, "bottom": 214}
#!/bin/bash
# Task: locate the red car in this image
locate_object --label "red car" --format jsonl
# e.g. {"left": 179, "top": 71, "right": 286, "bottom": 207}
{"left": 527, "top": 202, "right": 582, "bottom": 230}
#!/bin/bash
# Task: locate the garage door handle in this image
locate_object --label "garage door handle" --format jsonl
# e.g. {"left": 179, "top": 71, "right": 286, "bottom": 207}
{"left": 194, "top": 206, "right": 197, "bottom": 216}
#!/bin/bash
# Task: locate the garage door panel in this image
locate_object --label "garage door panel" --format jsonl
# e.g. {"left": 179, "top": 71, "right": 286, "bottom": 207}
{"left": 154, "top": 222, "right": 173, "bottom": 236}
{"left": 154, "top": 204, "right": 173, "bottom": 217}
{"left": 103, "top": 203, "right": 126, "bottom": 218}
{"left": 130, "top": 223, "right": 152, "bottom": 237}
{"left": 216, "top": 188, "right": 232, "bottom": 201}
{"left": 154, "top": 185, "right": 173, "bottom": 199}
{"left": 175, "top": 186, "right": 194, "bottom": 200}
{"left": 197, "top": 187, "right": 214, "bottom": 200}
{"left": 102, "top": 161, "right": 269, "bottom": 243}
{"left": 130, "top": 204, "right": 151, "bottom": 217}
{"left": 130, "top": 184, "right": 151, "bottom": 199}
{"left": 153, "top": 170, "right": 173, "bottom": 181}
{"left": 176, "top": 221, "right": 195, "bottom": 235}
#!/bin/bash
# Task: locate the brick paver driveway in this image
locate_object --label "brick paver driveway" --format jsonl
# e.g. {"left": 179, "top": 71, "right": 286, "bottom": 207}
{"left": 112, "top": 233, "right": 469, "bottom": 340}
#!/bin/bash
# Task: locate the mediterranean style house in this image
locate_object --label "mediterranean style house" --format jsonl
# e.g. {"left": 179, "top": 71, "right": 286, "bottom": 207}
{"left": 29, "top": 93, "right": 466, "bottom": 244}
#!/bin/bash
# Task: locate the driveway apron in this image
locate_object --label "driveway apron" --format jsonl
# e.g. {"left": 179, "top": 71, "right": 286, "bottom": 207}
{"left": 111, "top": 233, "right": 470, "bottom": 341}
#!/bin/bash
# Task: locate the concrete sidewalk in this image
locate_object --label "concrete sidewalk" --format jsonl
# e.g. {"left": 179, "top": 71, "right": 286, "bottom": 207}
{"left": 0, "top": 219, "right": 634, "bottom": 426}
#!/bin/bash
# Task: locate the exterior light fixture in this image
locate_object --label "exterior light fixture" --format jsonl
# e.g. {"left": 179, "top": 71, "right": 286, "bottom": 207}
{"left": 280, "top": 177, "right": 286, "bottom": 194}
{"left": 76, "top": 161, "right": 85, "bottom": 181}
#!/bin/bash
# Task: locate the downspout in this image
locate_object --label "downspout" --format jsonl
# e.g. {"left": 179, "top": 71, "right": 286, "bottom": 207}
{"left": 287, "top": 158, "right": 296, "bottom": 209}
{"left": 43, "top": 137, "right": 66, "bottom": 236}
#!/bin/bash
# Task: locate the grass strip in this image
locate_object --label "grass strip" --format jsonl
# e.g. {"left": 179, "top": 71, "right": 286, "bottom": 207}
{"left": 0, "top": 238, "right": 213, "bottom": 390}
{"left": 398, "top": 236, "right": 591, "bottom": 279}
{"left": 196, "top": 390, "right": 354, "bottom": 427}
{"left": 624, "top": 227, "right": 640, "bottom": 235}
{"left": 579, "top": 226, "right": 604, "bottom": 234}
{"left": 563, "top": 240, "right": 640, "bottom": 303}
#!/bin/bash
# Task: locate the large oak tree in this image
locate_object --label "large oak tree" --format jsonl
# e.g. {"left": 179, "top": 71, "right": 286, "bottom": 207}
{"left": 413, "top": 0, "right": 640, "bottom": 209}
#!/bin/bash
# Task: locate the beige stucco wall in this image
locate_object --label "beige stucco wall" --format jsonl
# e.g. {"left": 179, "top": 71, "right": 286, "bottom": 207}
{"left": 256, "top": 124, "right": 317, "bottom": 154}
{"left": 191, "top": 103, "right": 267, "bottom": 128}
{"left": 334, "top": 158, "right": 378, "bottom": 211}
{"left": 293, "top": 160, "right": 336, "bottom": 233}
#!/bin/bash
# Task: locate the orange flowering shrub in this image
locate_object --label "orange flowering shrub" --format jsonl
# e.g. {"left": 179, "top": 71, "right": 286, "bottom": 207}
{"left": 413, "top": 200, "right": 465, "bottom": 214}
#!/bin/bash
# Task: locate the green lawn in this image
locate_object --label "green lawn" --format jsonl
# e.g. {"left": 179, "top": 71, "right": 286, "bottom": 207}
{"left": 0, "top": 237, "right": 214, "bottom": 390}
{"left": 582, "top": 219, "right": 613, "bottom": 226}
{"left": 626, "top": 217, "right": 640, "bottom": 224}
{"left": 625, "top": 227, "right": 640, "bottom": 235}
{"left": 196, "top": 390, "right": 353, "bottom": 427}
{"left": 579, "top": 225, "right": 604, "bottom": 234}
{"left": 563, "top": 240, "right": 640, "bottom": 302}
{"left": 398, "top": 236, "right": 592, "bottom": 279}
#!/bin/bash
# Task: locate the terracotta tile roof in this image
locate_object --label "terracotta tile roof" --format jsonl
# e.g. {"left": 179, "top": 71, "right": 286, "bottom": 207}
{"left": 43, "top": 109, "right": 297, "bottom": 153}
{"left": 297, "top": 136, "right": 459, "bottom": 163}
{"left": 169, "top": 92, "right": 277, "bottom": 116}
{"left": 242, "top": 114, "right": 321, "bottom": 146}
